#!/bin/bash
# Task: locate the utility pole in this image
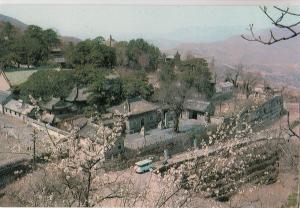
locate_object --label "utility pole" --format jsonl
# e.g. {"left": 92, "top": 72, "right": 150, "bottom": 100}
{"left": 31, "top": 128, "right": 37, "bottom": 169}
{"left": 109, "top": 34, "right": 112, "bottom": 47}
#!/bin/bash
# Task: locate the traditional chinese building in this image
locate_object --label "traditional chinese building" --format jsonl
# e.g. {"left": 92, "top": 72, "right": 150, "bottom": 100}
{"left": 50, "top": 48, "right": 66, "bottom": 67}
{"left": 65, "top": 86, "right": 90, "bottom": 104}
{"left": 216, "top": 81, "right": 234, "bottom": 94}
{"left": 108, "top": 97, "right": 159, "bottom": 134}
{"left": 4, "top": 99, "right": 34, "bottom": 121}
{"left": 77, "top": 119, "right": 125, "bottom": 159}
{"left": 183, "top": 99, "right": 215, "bottom": 121}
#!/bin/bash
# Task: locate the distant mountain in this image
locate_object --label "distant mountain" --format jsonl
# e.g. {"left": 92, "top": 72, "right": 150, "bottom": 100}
{"left": 148, "top": 38, "right": 183, "bottom": 50}
{"left": 164, "top": 26, "right": 300, "bottom": 65}
{"left": 165, "top": 25, "right": 246, "bottom": 43}
{"left": 60, "top": 36, "right": 82, "bottom": 45}
{"left": 163, "top": 26, "right": 300, "bottom": 88}
{"left": 0, "top": 13, "right": 27, "bottom": 30}
{"left": 0, "top": 13, "right": 82, "bottom": 44}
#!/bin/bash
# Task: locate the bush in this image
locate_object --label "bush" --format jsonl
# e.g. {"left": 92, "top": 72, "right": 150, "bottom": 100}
{"left": 20, "top": 69, "right": 75, "bottom": 101}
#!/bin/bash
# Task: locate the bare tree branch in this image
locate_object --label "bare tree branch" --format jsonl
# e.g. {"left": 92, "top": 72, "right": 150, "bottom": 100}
{"left": 241, "top": 6, "right": 300, "bottom": 45}
{"left": 274, "top": 6, "right": 300, "bottom": 17}
{"left": 287, "top": 111, "right": 300, "bottom": 139}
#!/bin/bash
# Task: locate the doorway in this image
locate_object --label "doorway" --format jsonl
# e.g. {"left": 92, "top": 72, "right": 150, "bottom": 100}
{"left": 191, "top": 111, "right": 198, "bottom": 119}
{"left": 141, "top": 118, "right": 145, "bottom": 128}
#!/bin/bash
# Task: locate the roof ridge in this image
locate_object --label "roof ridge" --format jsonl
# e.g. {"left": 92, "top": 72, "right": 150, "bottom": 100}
{"left": 0, "top": 70, "right": 12, "bottom": 88}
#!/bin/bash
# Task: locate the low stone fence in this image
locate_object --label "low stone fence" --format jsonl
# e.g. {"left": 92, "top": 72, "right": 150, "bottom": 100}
{"left": 156, "top": 135, "right": 281, "bottom": 201}
{"left": 136, "top": 133, "right": 194, "bottom": 156}
{"left": 125, "top": 125, "right": 217, "bottom": 157}
{"left": 211, "top": 92, "right": 233, "bottom": 102}
{"left": 26, "top": 117, "right": 70, "bottom": 139}
{"left": 242, "top": 95, "right": 285, "bottom": 128}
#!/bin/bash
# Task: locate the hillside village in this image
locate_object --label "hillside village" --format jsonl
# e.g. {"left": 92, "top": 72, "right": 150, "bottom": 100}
{"left": 0, "top": 11, "right": 300, "bottom": 208}
{"left": 0, "top": 38, "right": 285, "bottom": 158}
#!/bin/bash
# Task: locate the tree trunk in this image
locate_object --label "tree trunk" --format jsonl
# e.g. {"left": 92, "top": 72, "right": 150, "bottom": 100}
{"left": 246, "top": 91, "right": 250, "bottom": 99}
{"left": 173, "top": 115, "right": 180, "bottom": 133}
{"left": 33, "top": 135, "right": 36, "bottom": 169}
{"left": 84, "top": 171, "right": 92, "bottom": 207}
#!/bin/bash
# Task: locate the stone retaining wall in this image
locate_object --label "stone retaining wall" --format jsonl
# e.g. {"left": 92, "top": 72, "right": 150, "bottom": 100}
{"left": 158, "top": 138, "right": 280, "bottom": 201}
{"left": 26, "top": 117, "right": 69, "bottom": 139}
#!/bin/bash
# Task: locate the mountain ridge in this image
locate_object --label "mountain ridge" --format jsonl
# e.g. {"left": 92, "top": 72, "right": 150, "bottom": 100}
{"left": 0, "top": 13, "right": 27, "bottom": 30}
{"left": 0, "top": 13, "right": 81, "bottom": 44}
{"left": 161, "top": 26, "right": 300, "bottom": 66}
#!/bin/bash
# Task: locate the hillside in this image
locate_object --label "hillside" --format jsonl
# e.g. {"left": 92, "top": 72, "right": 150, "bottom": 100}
{"left": 0, "top": 13, "right": 81, "bottom": 44}
{"left": 162, "top": 27, "right": 300, "bottom": 88}
{"left": 60, "top": 36, "right": 82, "bottom": 45}
{"left": 164, "top": 26, "right": 300, "bottom": 65}
{"left": 0, "top": 14, "right": 27, "bottom": 30}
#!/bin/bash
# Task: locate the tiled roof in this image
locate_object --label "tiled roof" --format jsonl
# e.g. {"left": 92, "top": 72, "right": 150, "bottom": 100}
{"left": 217, "top": 81, "right": 234, "bottom": 88}
{"left": 166, "top": 55, "right": 175, "bottom": 59}
{"left": 66, "top": 87, "right": 90, "bottom": 102}
{"left": 4, "top": 99, "right": 34, "bottom": 115}
{"left": 108, "top": 98, "right": 159, "bottom": 116}
{"left": 78, "top": 123, "right": 98, "bottom": 139}
{"left": 77, "top": 88, "right": 90, "bottom": 101}
{"left": 40, "top": 97, "right": 61, "bottom": 111}
{"left": 72, "top": 117, "right": 88, "bottom": 129}
{"left": 184, "top": 99, "right": 211, "bottom": 112}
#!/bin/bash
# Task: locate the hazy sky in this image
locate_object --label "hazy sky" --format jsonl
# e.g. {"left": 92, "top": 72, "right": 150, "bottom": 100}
{"left": 0, "top": 5, "right": 299, "bottom": 42}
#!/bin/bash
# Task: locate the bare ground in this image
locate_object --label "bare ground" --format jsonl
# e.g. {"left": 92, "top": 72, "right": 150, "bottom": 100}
{"left": 0, "top": 103, "right": 299, "bottom": 207}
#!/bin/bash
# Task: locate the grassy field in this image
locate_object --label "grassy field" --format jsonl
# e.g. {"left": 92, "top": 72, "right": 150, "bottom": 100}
{"left": 4, "top": 66, "right": 59, "bottom": 86}
{"left": 5, "top": 70, "right": 38, "bottom": 86}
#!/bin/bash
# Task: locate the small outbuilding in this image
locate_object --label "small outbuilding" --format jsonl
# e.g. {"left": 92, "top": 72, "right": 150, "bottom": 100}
{"left": 39, "top": 97, "right": 77, "bottom": 123}
{"left": 78, "top": 121, "right": 124, "bottom": 159}
{"left": 164, "top": 51, "right": 181, "bottom": 63}
{"left": 39, "top": 97, "right": 61, "bottom": 112}
{"left": 183, "top": 99, "right": 215, "bottom": 120}
{"left": 50, "top": 48, "right": 66, "bottom": 67}
{"left": 4, "top": 99, "right": 34, "bottom": 121}
{"left": 165, "top": 54, "right": 175, "bottom": 62}
{"left": 108, "top": 97, "right": 159, "bottom": 134}
{"left": 65, "top": 87, "right": 90, "bottom": 103}
{"left": 216, "top": 81, "right": 234, "bottom": 94}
